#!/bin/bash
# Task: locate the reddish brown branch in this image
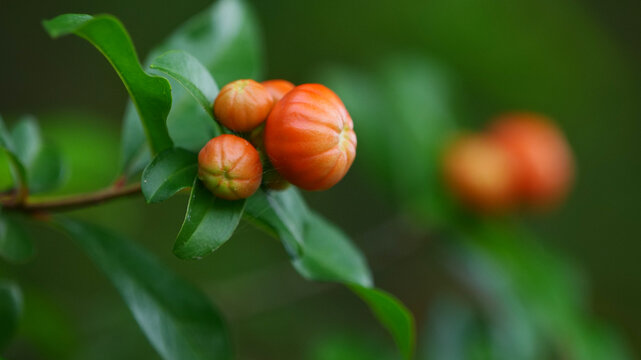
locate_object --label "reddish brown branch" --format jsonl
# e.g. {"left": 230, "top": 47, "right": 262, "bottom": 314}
{"left": 1, "top": 183, "right": 142, "bottom": 213}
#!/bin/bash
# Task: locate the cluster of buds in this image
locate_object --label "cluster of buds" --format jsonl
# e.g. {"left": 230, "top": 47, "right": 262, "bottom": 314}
{"left": 199, "top": 79, "right": 357, "bottom": 200}
{"left": 442, "top": 113, "right": 575, "bottom": 213}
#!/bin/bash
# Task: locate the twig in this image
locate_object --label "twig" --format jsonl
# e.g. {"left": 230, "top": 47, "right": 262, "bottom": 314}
{"left": 0, "top": 182, "right": 142, "bottom": 213}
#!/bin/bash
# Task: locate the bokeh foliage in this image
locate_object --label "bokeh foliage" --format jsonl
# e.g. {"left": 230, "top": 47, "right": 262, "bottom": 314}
{"left": 0, "top": 0, "right": 639, "bottom": 358}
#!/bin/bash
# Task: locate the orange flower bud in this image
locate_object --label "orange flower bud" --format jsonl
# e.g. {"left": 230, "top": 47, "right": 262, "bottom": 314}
{"left": 261, "top": 79, "right": 295, "bottom": 101}
{"left": 264, "top": 84, "right": 356, "bottom": 191}
{"left": 213, "top": 79, "right": 274, "bottom": 132}
{"left": 198, "top": 134, "right": 262, "bottom": 200}
{"left": 490, "top": 113, "right": 574, "bottom": 208}
{"left": 443, "top": 134, "right": 518, "bottom": 213}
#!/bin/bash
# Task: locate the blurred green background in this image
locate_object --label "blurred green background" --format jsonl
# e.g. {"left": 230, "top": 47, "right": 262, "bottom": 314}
{"left": 1, "top": 0, "right": 640, "bottom": 358}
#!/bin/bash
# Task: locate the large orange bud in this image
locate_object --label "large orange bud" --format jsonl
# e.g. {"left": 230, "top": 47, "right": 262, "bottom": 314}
{"left": 490, "top": 113, "right": 574, "bottom": 207}
{"left": 262, "top": 79, "right": 295, "bottom": 101}
{"left": 443, "top": 134, "right": 518, "bottom": 213}
{"left": 198, "top": 134, "right": 263, "bottom": 200}
{"left": 213, "top": 79, "right": 274, "bottom": 132}
{"left": 264, "top": 84, "right": 356, "bottom": 191}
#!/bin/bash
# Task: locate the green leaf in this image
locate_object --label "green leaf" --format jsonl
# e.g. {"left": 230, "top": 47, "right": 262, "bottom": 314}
{"left": 321, "top": 58, "right": 459, "bottom": 226}
{"left": 43, "top": 14, "right": 173, "bottom": 155}
{"left": 174, "top": 178, "right": 245, "bottom": 260}
{"left": 150, "top": 0, "right": 263, "bottom": 87}
{"left": 0, "top": 150, "right": 26, "bottom": 194}
{"left": 10, "top": 116, "right": 41, "bottom": 167}
{"left": 308, "top": 332, "right": 396, "bottom": 360}
{"left": 243, "top": 188, "right": 306, "bottom": 257}
{"left": 120, "top": 0, "right": 263, "bottom": 173}
{"left": 142, "top": 148, "right": 197, "bottom": 203}
{"left": 9, "top": 116, "right": 66, "bottom": 194}
{"left": 55, "top": 217, "right": 232, "bottom": 360}
{"left": 0, "top": 214, "right": 35, "bottom": 263}
{"left": 27, "top": 144, "right": 66, "bottom": 194}
{"left": 449, "top": 234, "right": 540, "bottom": 359}
{"left": 0, "top": 115, "right": 15, "bottom": 151}
{"left": 167, "top": 98, "right": 220, "bottom": 153}
{"left": 245, "top": 189, "right": 414, "bottom": 358}
{"left": 120, "top": 107, "right": 151, "bottom": 177}
{"left": 379, "top": 58, "right": 459, "bottom": 223}
{"left": 421, "top": 295, "right": 493, "bottom": 360}
{"left": 0, "top": 116, "right": 27, "bottom": 193}
{"left": 448, "top": 221, "right": 635, "bottom": 359}
{"left": 151, "top": 50, "right": 220, "bottom": 122}
{"left": 294, "top": 211, "right": 372, "bottom": 287}
{"left": 350, "top": 285, "right": 415, "bottom": 360}
{"left": 0, "top": 280, "right": 22, "bottom": 350}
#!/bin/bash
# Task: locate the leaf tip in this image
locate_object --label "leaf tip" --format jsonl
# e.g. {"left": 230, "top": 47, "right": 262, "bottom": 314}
{"left": 171, "top": 243, "right": 197, "bottom": 261}
{"left": 42, "top": 14, "right": 93, "bottom": 38}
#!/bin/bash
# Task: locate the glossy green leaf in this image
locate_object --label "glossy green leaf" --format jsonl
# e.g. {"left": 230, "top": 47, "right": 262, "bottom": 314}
{"left": 120, "top": 0, "right": 263, "bottom": 173}
{"left": 151, "top": 50, "right": 220, "bottom": 122}
{"left": 294, "top": 212, "right": 372, "bottom": 287}
{"left": 43, "top": 14, "right": 173, "bottom": 155}
{"left": 243, "top": 188, "right": 306, "bottom": 257}
{"left": 149, "top": 0, "right": 263, "bottom": 87}
{"left": 142, "top": 148, "right": 197, "bottom": 203}
{"left": 55, "top": 217, "right": 232, "bottom": 360}
{"left": 9, "top": 116, "right": 66, "bottom": 194}
{"left": 351, "top": 285, "right": 415, "bottom": 360}
{"left": 174, "top": 178, "right": 245, "bottom": 260}
{"left": 167, "top": 97, "right": 220, "bottom": 153}
{"left": 246, "top": 189, "right": 413, "bottom": 358}
{"left": 295, "top": 215, "right": 415, "bottom": 359}
{"left": 0, "top": 280, "right": 22, "bottom": 350}
{"left": 0, "top": 214, "right": 34, "bottom": 263}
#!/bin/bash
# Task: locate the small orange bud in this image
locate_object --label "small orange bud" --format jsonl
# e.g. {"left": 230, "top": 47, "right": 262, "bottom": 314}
{"left": 213, "top": 79, "right": 274, "bottom": 132}
{"left": 198, "top": 134, "right": 263, "bottom": 200}
{"left": 261, "top": 79, "right": 295, "bottom": 101}
{"left": 264, "top": 84, "right": 356, "bottom": 191}
{"left": 490, "top": 113, "right": 574, "bottom": 208}
{"left": 443, "top": 134, "right": 518, "bottom": 213}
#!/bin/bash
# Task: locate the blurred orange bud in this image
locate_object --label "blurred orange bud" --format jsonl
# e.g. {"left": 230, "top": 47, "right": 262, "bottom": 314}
{"left": 490, "top": 113, "right": 574, "bottom": 208}
{"left": 443, "top": 134, "right": 518, "bottom": 213}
